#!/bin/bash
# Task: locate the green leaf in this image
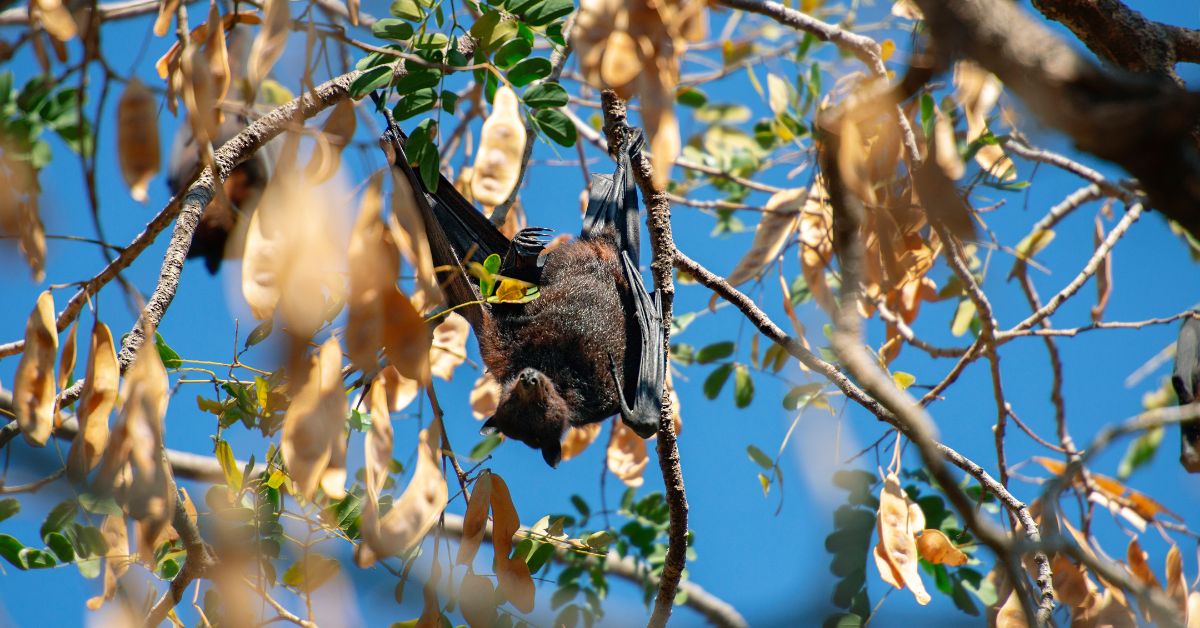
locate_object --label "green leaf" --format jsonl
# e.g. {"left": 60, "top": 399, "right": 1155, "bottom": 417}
{"left": 532, "top": 109, "right": 576, "bottom": 147}
{"left": 283, "top": 554, "right": 341, "bottom": 592}
{"left": 412, "top": 33, "right": 449, "bottom": 49}
{"left": 20, "top": 547, "right": 57, "bottom": 569}
{"left": 389, "top": 0, "right": 423, "bottom": 19}
{"left": 494, "top": 38, "right": 532, "bottom": 69}
{"left": 158, "top": 557, "right": 180, "bottom": 580}
{"left": 404, "top": 119, "right": 440, "bottom": 191}
{"left": 244, "top": 319, "right": 273, "bottom": 349}
{"left": 523, "top": 82, "right": 568, "bottom": 109}
{"left": 746, "top": 445, "right": 773, "bottom": 470}
{"left": 41, "top": 499, "right": 77, "bottom": 541}
{"left": 372, "top": 18, "right": 414, "bottom": 40}
{"left": 0, "top": 71, "right": 12, "bottom": 108}
{"left": 695, "top": 341, "right": 734, "bottom": 364}
{"left": 526, "top": 541, "right": 555, "bottom": 573}
{"left": 45, "top": 532, "right": 75, "bottom": 562}
{"left": 584, "top": 530, "right": 614, "bottom": 549}
{"left": 703, "top": 364, "right": 733, "bottom": 400}
{"left": 919, "top": 92, "right": 935, "bottom": 140}
{"left": 0, "top": 534, "right": 25, "bottom": 569}
{"left": 1117, "top": 424, "right": 1164, "bottom": 480}
{"left": 215, "top": 440, "right": 244, "bottom": 493}
{"left": 782, "top": 383, "right": 823, "bottom": 410}
{"left": 892, "top": 371, "right": 916, "bottom": 391}
{"left": 0, "top": 498, "right": 19, "bottom": 523}
{"left": 733, "top": 365, "right": 754, "bottom": 408}
{"left": 350, "top": 65, "right": 393, "bottom": 99}
{"left": 507, "top": 57, "right": 552, "bottom": 87}
{"left": 676, "top": 86, "right": 707, "bottom": 108}
{"left": 570, "top": 494, "right": 590, "bottom": 518}
{"left": 470, "top": 10, "right": 517, "bottom": 52}
{"left": 506, "top": 0, "right": 574, "bottom": 26}
{"left": 392, "top": 87, "right": 437, "bottom": 120}
{"left": 440, "top": 89, "right": 458, "bottom": 114}
{"left": 78, "top": 493, "right": 123, "bottom": 516}
{"left": 396, "top": 67, "right": 442, "bottom": 92}
{"left": 469, "top": 433, "right": 503, "bottom": 460}
{"left": 154, "top": 332, "right": 182, "bottom": 368}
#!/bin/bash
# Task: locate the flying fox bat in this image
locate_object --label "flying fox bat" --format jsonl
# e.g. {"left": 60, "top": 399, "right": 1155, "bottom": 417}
{"left": 1172, "top": 317, "right": 1200, "bottom": 472}
{"left": 380, "top": 116, "right": 665, "bottom": 468}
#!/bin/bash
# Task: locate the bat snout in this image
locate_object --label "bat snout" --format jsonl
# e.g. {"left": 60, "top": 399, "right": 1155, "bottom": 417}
{"left": 518, "top": 368, "right": 541, "bottom": 388}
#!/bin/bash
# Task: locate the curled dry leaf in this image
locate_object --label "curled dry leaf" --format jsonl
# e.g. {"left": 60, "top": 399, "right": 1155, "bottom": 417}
{"left": 377, "top": 364, "right": 419, "bottom": 412}
{"left": 1050, "top": 553, "right": 1097, "bottom": 609}
{"left": 875, "top": 472, "right": 930, "bottom": 605}
{"left": 153, "top": 0, "right": 181, "bottom": 36}
{"left": 607, "top": 418, "right": 649, "bottom": 487}
{"left": 383, "top": 288, "right": 431, "bottom": 383}
{"left": 357, "top": 417, "right": 448, "bottom": 567}
{"left": 346, "top": 172, "right": 399, "bottom": 372}
{"left": 113, "top": 332, "right": 174, "bottom": 562}
{"left": 799, "top": 179, "right": 836, "bottom": 312}
{"left": 248, "top": 0, "right": 290, "bottom": 87}
{"left": 14, "top": 291, "right": 58, "bottom": 447}
{"left": 116, "top": 79, "right": 161, "bottom": 202}
{"left": 0, "top": 157, "right": 47, "bottom": 282}
{"left": 69, "top": 322, "right": 119, "bottom": 481}
{"left": 85, "top": 515, "right": 129, "bottom": 611}
{"left": 1031, "top": 456, "right": 1181, "bottom": 524}
{"left": 429, "top": 312, "right": 469, "bottom": 381}
{"left": 1126, "top": 537, "right": 1162, "bottom": 590}
{"left": 640, "top": 66, "right": 680, "bottom": 191}
{"left": 321, "top": 430, "right": 348, "bottom": 501}
{"left": 471, "top": 86, "right": 526, "bottom": 211}
{"left": 364, "top": 381, "right": 394, "bottom": 498}
{"left": 469, "top": 373, "right": 501, "bottom": 420}
{"left": 417, "top": 560, "right": 443, "bottom": 627}
{"left": 490, "top": 473, "right": 535, "bottom": 613}
{"left": 1091, "top": 215, "right": 1112, "bottom": 323}
{"left": 460, "top": 572, "right": 499, "bottom": 628}
{"left": 181, "top": 43, "right": 219, "bottom": 148}
{"left": 281, "top": 337, "right": 349, "bottom": 500}
{"left": 954, "top": 60, "right": 1015, "bottom": 181}
{"left": 561, "top": 423, "right": 603, "bottom": 462}
{"left": 933, "top": 108, "right": 965, "bottom": 181}
{"left": 33, "top": 0, "right": 77, "bottom": 41}
{"left": 241, "top": 207, "right": 282, "bottom": 319}
{"left": 203, "top": 0, "right": 230, "bottom": 128}
{"left": 1167, "top": 544, "right": 1189, "bottom": 616}
{"left": 456, "top": 471, "right": 494, "bottom": 565}
{"left": 306, "top": 99, "right": 357, "bottom": 184}
{"left": 722, "top": 188, "right": 805, "bottom": 287}
{"left": 56, "top": 321, "right": 77, "bottom": 426}
{"left": 389, "top": 170, "right": 441, "bottom": 307}
{"left": 915, "top": 528, "right": 967, "bottom": 566}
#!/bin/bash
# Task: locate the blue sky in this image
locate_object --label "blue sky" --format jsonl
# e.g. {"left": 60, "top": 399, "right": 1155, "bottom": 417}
{"left": 1, "top": 1, "right": 1200, "bottom": 626}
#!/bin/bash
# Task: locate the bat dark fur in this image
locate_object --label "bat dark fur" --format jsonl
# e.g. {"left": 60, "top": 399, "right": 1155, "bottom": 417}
{"left": 479, "top": 229, "right": 635, "bottom": 466}
{"left": 378, "top": 108, "right": 664, "bottom": 468}
{"left": 1172, "top": 317, "right": 1200, "bottom": 472}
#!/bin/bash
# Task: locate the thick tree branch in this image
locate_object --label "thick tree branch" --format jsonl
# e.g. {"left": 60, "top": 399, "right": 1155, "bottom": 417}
{"left": 599, "top": 91, "right": 686, "bottom": 628}
{"left": 1029, "top": 0, "right": 1200, "bottom": 82}
{"left": 911, "top": 0, "right": 1200, "bottom": 241}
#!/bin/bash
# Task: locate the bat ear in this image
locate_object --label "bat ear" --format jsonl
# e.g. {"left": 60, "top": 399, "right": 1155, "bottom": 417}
{"left": 480, "top": 417, "right": 499, "bottom": 436}
{"left": 541, "top": 441, "right": 562, "bottom": 468}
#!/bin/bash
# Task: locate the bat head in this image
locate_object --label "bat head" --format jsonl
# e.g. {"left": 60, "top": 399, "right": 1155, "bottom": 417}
{"left": 481, "top": 367, "right": 570, "bottom": 467}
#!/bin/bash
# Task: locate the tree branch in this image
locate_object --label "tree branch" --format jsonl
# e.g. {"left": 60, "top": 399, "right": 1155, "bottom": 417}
{"left": 598, "top": 91, "right": 686, "bottom": 628}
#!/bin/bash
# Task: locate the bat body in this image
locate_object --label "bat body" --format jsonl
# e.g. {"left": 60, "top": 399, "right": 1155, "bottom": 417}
{"left": 1172, "top": 317, "right": 1200, "bottom": 472}
{"left": 382, "top": 120, "right": 664, "bottom": 467}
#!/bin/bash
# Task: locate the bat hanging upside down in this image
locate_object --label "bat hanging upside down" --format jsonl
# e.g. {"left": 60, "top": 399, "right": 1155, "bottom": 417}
{"left": 1172, "top": 317, "right": 1200, "bottom": 472}
{"left": 381, "top": 117, "right": 665, "bottom": 467}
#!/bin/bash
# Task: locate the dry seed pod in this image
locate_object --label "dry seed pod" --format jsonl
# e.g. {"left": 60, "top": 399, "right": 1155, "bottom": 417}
{"left": 470, "top": 86, "right": 526, "bottom": 211}
{"left": 153, "top": 0, "right": 181, "bottom": 36}
{"left": 116, "top": 79, "right": 161, "bottom": 202}
{"left": 281, "top": 337, "right": 348, "bottom": 500}
{"left": 428, "top": 312, "right": 468, "bottom": 381}
{"left": 915, "top": 529, "right": 968, "bottom": 566}
{"left": 460, "top": 572, "right": 499, "bottom": 628}
{"left": 33, "top": 0, "right": 77, "bottom": 41}
{"left": 346, "top": 173, "right": 398, "bottom": 372}
{"left": 607, "top": 418, "right": 648, "bottom": 486}
{"left": 469, "top": 373, "right": 500, "bottom": 420}
{"left": 248, "top": 0, "right": 289, "bottom": 88}
{"left": 376, "top": 365, "right": 418, "bottom": 412}
{"left": 876, "top": 472, "right": 930, "bottom": 605}
{"left": 722, "top": 188, "right": 805, "bottom": 287}
{"left": 204, "top": 0, "right": 231, "bottom": 117}
{"left": 13, "top": 291, "right": 58, "bottom": 447}
{"left": 356, "top": 417, "right": 447, "bottom": 566}
{"left": 240, "top": 207, "right": 282, "bottom": 319}
{"left": 490, "top": 474, "right": 535, "bottom": 612}
{"left": 561, "top": 423, "right": 602, "bottom": 462}
{"left": 456, "top": 471, "right": 494, "bottom": 565}
{"left": 305, "top": 99, "right": 356, "bottom": 184}
{"left": 67, "top": 323, "right": 119, "bottom": 480}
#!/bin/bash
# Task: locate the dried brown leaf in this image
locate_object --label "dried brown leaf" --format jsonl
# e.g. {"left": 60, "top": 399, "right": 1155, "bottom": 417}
{"left": 471, "top": 86, "right": 526, "bottom": 210}
{"left": 607, "top": 418, "right": 648, "bottom": 487}
{"left": 153, "top": 0, "right": 181, "bottom": 36}
{"left": 377, "top": 365, "right": 419, "bottom": 412}
{"left": 561, "top": 423, "right": 603, "bottom": 462}
{"left": 1091, "top": 215, "right": 1112, "bottom": 323}
{"left": 281, "top": 337, "right": 348, "bottom": 500}
{"left": 954, "top": 60, "right": 1015, "bottom": 181}
{"left": 1168, "top": 544, "right": 1189, "bottom": 616}
{"left": 429, "top": 312, "right": 468, "bottom": 381}
{"left": 722, "top": 188, "right": 805, "bottom": 287}
{"left": 248, "top": 0, "right": 290, "bottom": 86}
{"left": 68, "top": 322, "right": 118, "bottom": 481}
{"left": 799, "top": 179, "right": 836, "bottom": 312}
{"left": 383, "top": 288, "right": 430, "bottom": 383}
{"left": 116, "top": 79, "right": 161, "bottom": 202}
{"left": 364, "top": 381, "right": 393, "bottom": 498}
{"left": 460, "top": 572, "right": 498, "bottom": 628}
{"left": 204, "top": 0, "right": 230, "bottom": 115}
{"left": 306, "top": 99, "right": 357, "bottom": 184}
{"left": 14, "top": 291, "right": 58, "bottom": 447}
{"left": 469, "top": 373, "right": 501, "bottom": 420}
{"left": 490, "top": 473, "right": 534, "bottom": 612}
{"left": 456, "top": 471, "right": 493, "bottom": 565}
{"left": 1127, "top": 537, "right": 1162, "bottom": 590}
{"left": 357, "top": 417, "right": 447, "bottom": 567}
{"left": 876, "top": 472, "right": 930, "bottom": 605}
{"left": 347, "top": 172, "right": 399, "bottom": 371}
